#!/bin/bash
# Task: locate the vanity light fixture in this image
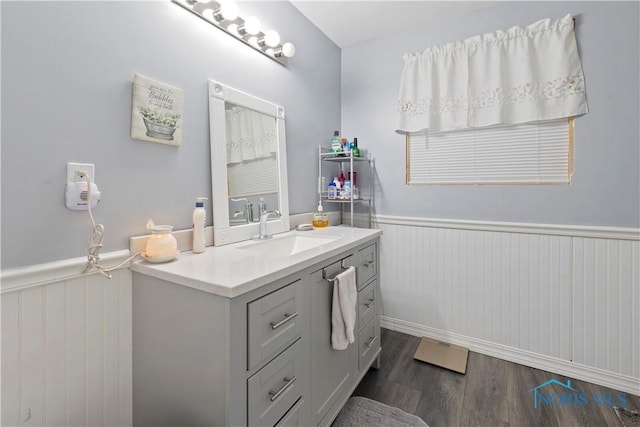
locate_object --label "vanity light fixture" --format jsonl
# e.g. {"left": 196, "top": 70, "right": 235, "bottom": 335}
{"left": 173, "top": 0, "right": 296, "bottom": 66}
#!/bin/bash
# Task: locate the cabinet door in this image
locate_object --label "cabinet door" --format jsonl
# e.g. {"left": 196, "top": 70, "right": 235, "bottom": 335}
{"left": 310, "top": 257, "right": 358, "bottom": 425}
{"left": 275, "top": 397, "right": 305, "bottom": 427}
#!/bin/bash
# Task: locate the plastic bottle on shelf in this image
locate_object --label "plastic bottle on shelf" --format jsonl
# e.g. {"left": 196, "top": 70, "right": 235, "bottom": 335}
{"left": 343, "top": 180, "right": 352, "bottom": 199}
{"left": 331, "top": 131, "right": 341, "bottom": 155}
{"left": 338, "top": 170, "right": 346, "bottom": 189}
{"left": 342, "top": 138, "right": 350, "bottom": 156}
{"left": 328, "top": 181, "right": 337, "bottom": 199}
{"left": 332, "top": 177, "right": 342, "bottom": 199}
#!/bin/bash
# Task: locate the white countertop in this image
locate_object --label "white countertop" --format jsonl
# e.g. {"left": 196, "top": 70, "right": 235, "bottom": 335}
{"left": 131, "top": 226, "right": 382, "bottom": 298}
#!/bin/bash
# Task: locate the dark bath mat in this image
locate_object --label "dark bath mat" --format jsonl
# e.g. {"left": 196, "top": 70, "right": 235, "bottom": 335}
{"left": 614, "top": 406, "right": 640, "bottom": 427}
{"left": 333, "top": 396, "right": 428, "bottom": 426}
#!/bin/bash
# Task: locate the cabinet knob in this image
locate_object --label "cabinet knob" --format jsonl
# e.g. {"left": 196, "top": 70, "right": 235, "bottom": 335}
{"left": 364, "top": 298, "right": 375, "bottom": 308}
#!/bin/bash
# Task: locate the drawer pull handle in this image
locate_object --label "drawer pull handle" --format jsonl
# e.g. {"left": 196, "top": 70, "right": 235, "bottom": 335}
{"left": 269, "top": 376, "right": 297, "bottom": 402}
{"left": 270, "top": 312, "right": 298, "bottom": 330}
{"left": 364, "top": 298, "right": 375, "bottom": 308}
{"left": 365, "top": 335, "right": 378, "bottom": 348}
{"left": 363, "top": 260, "right": 374, "bottom": 268}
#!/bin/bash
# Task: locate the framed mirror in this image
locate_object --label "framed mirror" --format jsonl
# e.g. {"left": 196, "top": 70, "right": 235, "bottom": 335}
{"left": 208, "top": 80, "right": 290, "bottom": 246}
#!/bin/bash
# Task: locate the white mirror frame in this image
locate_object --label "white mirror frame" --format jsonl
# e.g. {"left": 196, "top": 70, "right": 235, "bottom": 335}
{"left": 208, "top": 80, "right": 290, "bottom": 246}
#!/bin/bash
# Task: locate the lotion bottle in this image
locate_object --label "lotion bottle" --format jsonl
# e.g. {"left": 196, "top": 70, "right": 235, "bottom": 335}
{"left": 193, "top": 197, "right": 207, "bottom": 253}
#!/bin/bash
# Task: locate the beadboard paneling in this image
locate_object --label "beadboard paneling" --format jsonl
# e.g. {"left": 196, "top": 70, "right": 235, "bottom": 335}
{"left": 375, "top": 217, "right": 640, "bottom": 395}
{"left": 573, "top": 238, "right": 640, "bottom": 378}
{"left": 1, "top": 268, "right": 132, "bottom": 427}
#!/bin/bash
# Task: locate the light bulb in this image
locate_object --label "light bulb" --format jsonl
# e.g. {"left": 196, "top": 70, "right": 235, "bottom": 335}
{"left": 265, "top": 48, "right": 275, "bottom": 57}
{"left": 248, "top": 36, "right": 259, "bottom": 48}
{"left": 219, "top": 0, "right": 238, "bottom": 20}
{"left": 244, "top": 16, "right": 261, "bottom": 35}
{"left": 264, "top": 30, "right": 280, "bottom": 48}
{"left": 281, "top": 42, "right": 296, "bottom": 58}
{"left": 202, "top": 9, "right": 215, "bottom": 21}
{"left": 227, "top": 23, "right": 239, "bottom": 35}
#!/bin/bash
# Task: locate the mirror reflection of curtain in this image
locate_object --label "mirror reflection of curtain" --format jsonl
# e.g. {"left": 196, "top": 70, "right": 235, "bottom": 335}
{"left": 226, "top": 107, "right": 277, "bottom": 164}
{"left": 225, "top": 106, "right": 278, "bottom": 198}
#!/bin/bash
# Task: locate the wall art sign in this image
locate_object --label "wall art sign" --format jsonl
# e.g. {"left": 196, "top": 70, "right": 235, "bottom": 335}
{"left": 131, "top": 74, "right": 184, "bottom": 146}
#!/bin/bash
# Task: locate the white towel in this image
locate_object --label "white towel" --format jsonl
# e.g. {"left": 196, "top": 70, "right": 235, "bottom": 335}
{"left": 331, "top": 266, "right": 357, "bottom": 350}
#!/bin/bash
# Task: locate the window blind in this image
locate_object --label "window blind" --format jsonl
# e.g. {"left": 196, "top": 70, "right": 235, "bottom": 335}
{"left": 227, "top": 155, "right": 279, "bottom": 198}
{"left": 407, "top": 118, "right": 573, "bottom": 185}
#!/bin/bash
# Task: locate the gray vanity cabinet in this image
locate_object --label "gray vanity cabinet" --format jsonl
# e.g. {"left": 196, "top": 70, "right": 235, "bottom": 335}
{"left": 132, "top": 271, "right": 311, "bottom": 427}
{"left": 132, "top": 237, "right": 380, "bottom": 427}
{"left": 310, "top": 241, "right": 381, "bottom": 427}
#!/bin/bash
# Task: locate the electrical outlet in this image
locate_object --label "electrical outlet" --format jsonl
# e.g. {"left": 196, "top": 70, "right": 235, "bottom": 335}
{"left": 67, "top": 162, "right": 95, "bottom": 183}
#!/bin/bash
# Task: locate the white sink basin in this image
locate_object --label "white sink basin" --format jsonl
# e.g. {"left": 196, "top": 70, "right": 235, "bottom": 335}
{"left": 237, "top": 232, "right": 339, "bottom": 256}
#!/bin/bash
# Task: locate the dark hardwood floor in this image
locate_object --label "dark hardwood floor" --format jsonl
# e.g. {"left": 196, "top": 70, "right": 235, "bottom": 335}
{"left": 352, "top": 328, "right": 640, "bottom": 427}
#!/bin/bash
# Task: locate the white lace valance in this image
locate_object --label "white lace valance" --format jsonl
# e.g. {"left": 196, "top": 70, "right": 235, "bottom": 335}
{"left": 226, "top": 107, "right": 277, "bottom": 164}
{"left": 396, "top": 14, "right": 588, "bottom": 134}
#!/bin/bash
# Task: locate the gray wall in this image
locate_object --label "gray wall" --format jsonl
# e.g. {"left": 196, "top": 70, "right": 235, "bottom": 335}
{"left": 341, "top": 1, "right": 639, "bottom": 228}
{"left": 1, "top": 1, "right": 340, "bottom": 268}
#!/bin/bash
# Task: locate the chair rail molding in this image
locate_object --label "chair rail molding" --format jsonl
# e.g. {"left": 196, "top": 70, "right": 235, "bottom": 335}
{"left": 374, "top": 214, "right": 640, "bottom": 241}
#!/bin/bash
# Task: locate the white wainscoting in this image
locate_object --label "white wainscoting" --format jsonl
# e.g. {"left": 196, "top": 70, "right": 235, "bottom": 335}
{"left": 1, "top": 253, "right": 133, "bottom": 427}
{"left": 1, "top": 217, "right": 638, "bottom": 427}
{"left": 375, "top": 215, "right": 640, "bottom": 396}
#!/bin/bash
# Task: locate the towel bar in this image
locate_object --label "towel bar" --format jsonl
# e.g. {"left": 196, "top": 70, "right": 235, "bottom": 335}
{"left": 323, "top": 259, "right": 350, "bottom": 282}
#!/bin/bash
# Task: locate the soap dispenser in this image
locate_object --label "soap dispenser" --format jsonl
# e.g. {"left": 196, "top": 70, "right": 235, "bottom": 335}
{"left": 312, "top": 201, "right": 329, "bottom": 228}
{"left": 192, "top": 197, "right": 207, "bottom": 253}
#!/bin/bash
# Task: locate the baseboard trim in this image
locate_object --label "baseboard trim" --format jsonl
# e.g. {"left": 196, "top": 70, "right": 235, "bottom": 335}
{"left": 373, "top": 215, "right": 640, "bottom": 241}
{"left": 381, "top": 316, "right": 640, "bottom": 397}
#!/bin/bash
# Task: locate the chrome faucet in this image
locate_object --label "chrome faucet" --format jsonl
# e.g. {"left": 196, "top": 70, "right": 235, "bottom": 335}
{"left": 231, "top": 198, "right": 254, "bottom": 223}
{"left": 254, "top": 210, "right": 281, "bottom": 240}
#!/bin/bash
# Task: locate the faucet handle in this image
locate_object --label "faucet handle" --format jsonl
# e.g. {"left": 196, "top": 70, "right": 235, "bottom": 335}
{"left": 232, "top": 198, "right": 254, "bottom": 222}
{"left": 262, "top": 210, "right": 281, "bottom": 219}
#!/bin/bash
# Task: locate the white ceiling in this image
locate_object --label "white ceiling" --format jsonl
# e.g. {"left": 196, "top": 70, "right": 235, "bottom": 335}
{"left": 290, "top": 1, "right": 501, "bottom": 48}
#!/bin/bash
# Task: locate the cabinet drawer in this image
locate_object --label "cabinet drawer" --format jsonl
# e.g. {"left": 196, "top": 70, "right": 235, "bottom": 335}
{"left": 357, "top": 243, "right": 377, "bottom": 289}
{"left": 357, "top": 280, "right": 377, "bottom": 330}
{"left": 358, "top": 317, "right": 381, "bottom": 371}
{"left": 248, "top": 279, "right": 304, "bottom": 371}
{"left": 248, "top": 340, "right": 304, "bottom": 427}
{"left": 275, "top": 397, "right": 304, "bottom": 427}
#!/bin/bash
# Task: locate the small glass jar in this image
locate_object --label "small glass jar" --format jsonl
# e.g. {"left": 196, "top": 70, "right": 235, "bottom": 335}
{"left": 145, "top": 225, "right": 178, "bottom": 261}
